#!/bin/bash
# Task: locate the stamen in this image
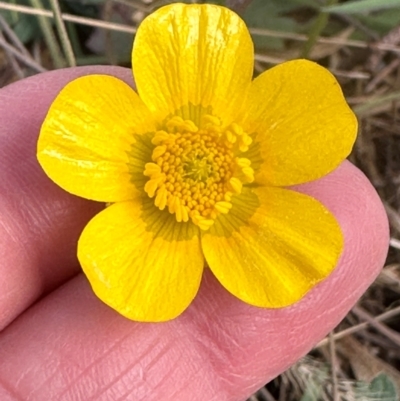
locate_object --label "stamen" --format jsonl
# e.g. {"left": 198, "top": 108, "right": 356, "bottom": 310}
{"left": 144, "top": 162, "right": 161, "bottom": 176}
{"left": 154, "top": 186, "right": 168, "bottom": 210}
{"left": 225, "top": 130, "right": 237, "bottom": 144}
{"left": 224, "top": 191, "right": 233, "bottom": 202}
{"left": 236, "top": 157, "right": 251, "bottom": 167}
{"left": 203, "top": 114, "right": 221, "bottom": 126}
{"left": 151, "top": 130, "right": 169, "bottom": 145}
{"left": 238, "top": 133, "right": 252, "bottom": 152}
{"left": 152, "top": 145, "right": 167, "bottom": 161}
{"left": 166, "top": 116, "right": 198, "bottom": 133}
{"left": 229, "top": 177, "right": 242, "bottom": 194}
{"left": 215, "top": 201, "right": 233, "bottom": 214}
{"left": 230, "top": 123, "right": 243, "bottom": 136}
{"left": 144, "top": 176, "right": 161, "bottom": 198}
{"left": 143, "top": 115, "right": 254, "bottom": 230}
{"left": 194, "top": 215, "right": 215, "bottom": 231}
{"left": 242, "top": 167, "right": 255, "bottom": 183}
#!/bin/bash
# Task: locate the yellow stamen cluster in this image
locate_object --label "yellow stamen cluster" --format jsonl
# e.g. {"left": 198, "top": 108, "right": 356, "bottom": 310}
{"left": 144, "top": 115, "right": 254, "bottom": 230}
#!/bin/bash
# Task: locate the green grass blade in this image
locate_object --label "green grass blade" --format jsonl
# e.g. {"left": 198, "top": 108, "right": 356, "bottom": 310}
{"left": 49, "top": 0, "right": 76, "bottom": 67}
{"left": 324, "top": 0, "right": 400, "bottom": 14}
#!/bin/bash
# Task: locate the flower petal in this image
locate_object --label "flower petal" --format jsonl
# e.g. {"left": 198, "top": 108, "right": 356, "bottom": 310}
{"left": 78, "top": 199, "right": 204, "bottom": 322}
{"left": 37, "top": 75, "right": 155, "bottom": 202}
{"left": 201, "top": 186, "right": 343, "bottom": 308}
{"left": 242, "top": 60, "right": 357, "bottom": 186}
{"left": 132, "top": 4, "right": 254, "bottom": 124}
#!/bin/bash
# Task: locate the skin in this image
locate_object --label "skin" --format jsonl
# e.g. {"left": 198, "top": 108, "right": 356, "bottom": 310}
{"left": 0, "top": 66, "right": 389, "bottom": 401}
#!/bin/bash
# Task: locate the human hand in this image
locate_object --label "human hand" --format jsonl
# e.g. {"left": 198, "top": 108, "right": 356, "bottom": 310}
{"left": 0, "top": 66, "right": 389, "bottom": 401}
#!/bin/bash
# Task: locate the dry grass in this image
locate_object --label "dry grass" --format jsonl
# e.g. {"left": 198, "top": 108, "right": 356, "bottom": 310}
{"left": 1, "top": 0, "right": 400, "bottom": 400}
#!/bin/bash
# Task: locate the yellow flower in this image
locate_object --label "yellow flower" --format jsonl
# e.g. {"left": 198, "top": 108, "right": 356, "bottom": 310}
{"left": 37, "top": 4, "right": 357, "bottom": 322}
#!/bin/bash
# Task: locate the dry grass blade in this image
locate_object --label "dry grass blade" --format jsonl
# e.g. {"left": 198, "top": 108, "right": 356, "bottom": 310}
{"left": 29, "top": 0, "right": 65, "bottom": 68}
{"left": 0, "top": 34, "right": 46, "bottom": 72}
{"left": 390, "top": 238, "right": 400, "bottom": 249}
{"left": 0, "top": 30, "right": 24, "bottom": 79}
{"left": 384, "top": 203, "right": 400, "bottom": 234}
{"left": 0, "top": 2, "right": 136, "bottom": 33}
{"left": 249, "top": 27, "right": 400, "bottom": 54}
{"left": 353, "top": 92, "right": 400, "bottom": 118}
{"left": 329, "top": 331, "right": 339, "bottom": 401}
{"left": 352, "top": 305, "right": 400, "bottom": 347}
{"left": 365, "top": 58, "right": 400, "bottom": 93}
{"left": 0, "top": 14, "right": 30, "bottom": 56}
{"left": 315, "top": 305, "right": 400, "bottom": 348}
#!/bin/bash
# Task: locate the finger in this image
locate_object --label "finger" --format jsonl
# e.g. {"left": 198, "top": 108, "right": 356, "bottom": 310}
{"left": 0, "top": 67, "right": 133, "bottom": 330}
{"left": 0, "top": 161, "right": 388, "bottom": 401}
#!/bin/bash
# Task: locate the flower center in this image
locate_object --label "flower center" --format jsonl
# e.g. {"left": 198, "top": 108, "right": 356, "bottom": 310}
{"left": 143, "top": 115, "right": 254, "bottom": 230}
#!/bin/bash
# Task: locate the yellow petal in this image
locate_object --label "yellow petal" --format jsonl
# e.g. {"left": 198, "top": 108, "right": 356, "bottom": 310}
{"left": 201, "top": 186, "right": 343, "bottom": 308}
{"left": 37, "top": 75, "right": 155, "bottom": 202}
{"left": 78, "top": 199, "right": 204, "bottom": 322}
{"left": 241, "top": 59, "right": 357, "bottom": 186}
{"left": 132, "top": 4, "right": 253, "bottom": 125}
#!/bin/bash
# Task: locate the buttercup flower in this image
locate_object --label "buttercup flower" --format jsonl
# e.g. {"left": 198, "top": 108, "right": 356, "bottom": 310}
{"left": 37, "top": 4, "right": 357, "bottom": 322}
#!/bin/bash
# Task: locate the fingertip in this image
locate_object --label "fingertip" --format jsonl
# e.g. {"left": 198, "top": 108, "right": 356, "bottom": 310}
{"left": 0, "top": 66, "right": 133, "bottom": 329}
{"left": 185, "top": 160, "right": 389, "bottom": 396}
{"left": 295, "top": 160, "right": 389, "bottom": 295}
